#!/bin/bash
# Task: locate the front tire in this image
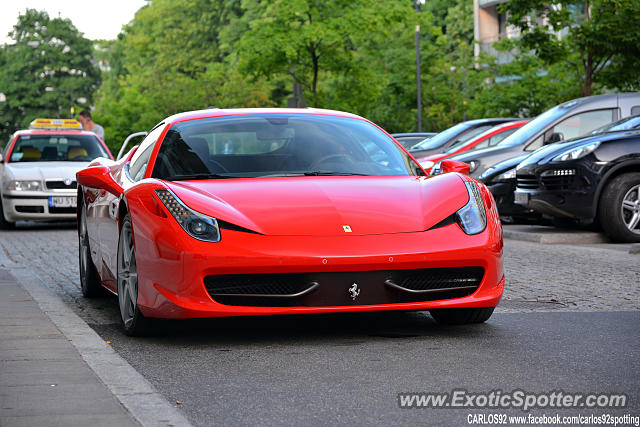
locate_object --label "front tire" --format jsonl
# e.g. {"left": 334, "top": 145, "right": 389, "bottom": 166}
{"left": 78, "top": 203, "right": 102, "bottom": 297}
{"left": 599, "top": 173, "right": 640, "bottom": 243}
{"left": 0, "top": 197, "right": 15, "bottom": 229}
{"left": 117, "top": 213, "right": 151, "bottom": 336}
{"left": 430, "top": 307, "right": 495, "bottom": 325}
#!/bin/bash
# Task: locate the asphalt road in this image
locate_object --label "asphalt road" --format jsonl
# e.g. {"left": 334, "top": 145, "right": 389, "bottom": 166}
{"left": 90, "top": 311, "right": 640, "bottom": 426}
{"left": 1, "top": 222, "right": 639, "bottom": 426}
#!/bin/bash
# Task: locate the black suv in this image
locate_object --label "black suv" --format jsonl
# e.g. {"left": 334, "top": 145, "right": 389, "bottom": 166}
{"left": 514, "top": 127, "right": 640, "bottom": 242}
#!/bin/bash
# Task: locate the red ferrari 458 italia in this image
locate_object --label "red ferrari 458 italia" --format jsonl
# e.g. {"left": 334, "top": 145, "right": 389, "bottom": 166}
{"left": 77, "top": 108, "right": 504, "bottom": 335}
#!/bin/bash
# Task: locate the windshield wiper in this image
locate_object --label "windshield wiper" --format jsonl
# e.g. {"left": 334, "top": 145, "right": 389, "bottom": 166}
{"left": 166, "top": 173, "right": 236, "bottom": 181}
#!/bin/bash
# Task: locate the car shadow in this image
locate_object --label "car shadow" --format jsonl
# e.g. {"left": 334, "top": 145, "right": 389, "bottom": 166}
{"left": 6, "top": 221, "right": 77, "bottom": 231}
{"left": 92, "top": 304, "right": 499, "bottom": 347}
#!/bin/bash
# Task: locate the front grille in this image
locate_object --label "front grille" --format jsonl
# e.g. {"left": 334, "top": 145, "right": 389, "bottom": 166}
{"left": 541, "top": 175, "right": 575, "bottom": 190}
{"left": 46, "top": 180, "right": 77, "bottom": 190}
{"left": 205, "top": 275, "right": 313, "bottom": 296}
{"left": 396, "top": 267, "right": 484, "bottom": 291}
{"left": 204, "top": 267, "right": 485, "bottom": 307}
{"left": 516, "top": 175, "right": 539, "bottom": 189}
{"left": 15, "top": 206, "right": 44, "bottom": 213}
{"left": 49, "top": 207, "right": 76, "bottom": 214}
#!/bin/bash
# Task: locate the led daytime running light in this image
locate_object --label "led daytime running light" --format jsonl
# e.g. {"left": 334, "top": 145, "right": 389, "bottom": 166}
{"left": 155, "top": 189, "right": 220, "bottom": 242}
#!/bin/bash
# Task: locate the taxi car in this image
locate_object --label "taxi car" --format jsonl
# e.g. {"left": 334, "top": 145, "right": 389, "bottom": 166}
{"left": 1, "top": 118, "right": 113, "bottom": 228}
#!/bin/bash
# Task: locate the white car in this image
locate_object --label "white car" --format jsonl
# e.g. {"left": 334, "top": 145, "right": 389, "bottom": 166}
{"left": 0, "top": 118, "right": 113, "bottom": 228}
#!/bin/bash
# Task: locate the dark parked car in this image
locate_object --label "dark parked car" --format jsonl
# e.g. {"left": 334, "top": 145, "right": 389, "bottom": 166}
{"left": 478, "top": 153, "right": 541, "bottom": 221}
{"left": 479, "top": 115, "right": 640, "bottom": 222}
{"left": 449, "top": 93, "right": 640, "bottom": 178}
{"left": 407, "top": 118, "right": 518, "bottom": 158}
{"left": 514, "top": 129, "right": 640, "bottom": 242}
{"left": 391, "top": 132, "right": 436, "bottom": 149}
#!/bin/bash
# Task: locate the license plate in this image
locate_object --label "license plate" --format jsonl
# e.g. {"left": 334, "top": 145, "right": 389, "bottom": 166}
{"left": 514, "top": 191, "right": 529, "bottom": 205}
{"left": 49, "top": 196, "right": 77, "bottom": 208}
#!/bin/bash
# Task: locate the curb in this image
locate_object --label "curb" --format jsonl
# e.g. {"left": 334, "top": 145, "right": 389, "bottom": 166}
{"left": 631, "top": 243, "right": 640, "bottom": 254}
{"left": 1, "top": 257, "right": 193, "bottom": 427}
{"left": 502, "top": 226, "right": 610, "bottom": 245}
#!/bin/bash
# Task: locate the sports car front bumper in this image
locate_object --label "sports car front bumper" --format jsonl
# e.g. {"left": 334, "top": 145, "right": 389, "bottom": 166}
{"left": 131, "top": 213, "right": 505, "bottom": 318}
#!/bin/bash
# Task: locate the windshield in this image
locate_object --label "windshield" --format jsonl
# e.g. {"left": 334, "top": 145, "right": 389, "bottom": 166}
{"left": 409, "top": 122, "right": 473, "bottom": 151}
{"left": 9, "top": 134, "right": 109, "bottom": 162}
{"left": 152, "top": 114, "right": 423, "bottom": 179}
{"left": 496, "top": 104, "right": 574, "bottom": 148}
{"left": 591, "top": 115, "right": 640, "bottom": 134}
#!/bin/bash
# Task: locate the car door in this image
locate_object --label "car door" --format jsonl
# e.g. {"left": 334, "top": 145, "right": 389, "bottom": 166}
{"left": 98, "top": 124, "right": 165, "bottom": 286}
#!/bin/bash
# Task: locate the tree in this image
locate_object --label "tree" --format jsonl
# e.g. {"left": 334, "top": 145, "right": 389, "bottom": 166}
{"left": 93, "top": 0, "right": 274, "bottom": 150}
{"left": 0, "top": 9, "right": 100, "bottom": 142}
{"left": 236, "top": 0, "right": 405, "bottom": 107}
{"left": 501, "top": 0, "right": 640, "bottom": 96}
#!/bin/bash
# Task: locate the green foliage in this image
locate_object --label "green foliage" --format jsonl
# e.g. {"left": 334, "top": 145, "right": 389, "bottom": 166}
{"left": 501, "top": 0, "right": 640, "bottom": 95}
{"left": 93, "top": 0, "right": 274, "bottom": 151}
{"left": 0, "top": 9, "right": 100, "bottom": 143}
{"left": 3, "top": 0, "right": 638, "bottom": 149}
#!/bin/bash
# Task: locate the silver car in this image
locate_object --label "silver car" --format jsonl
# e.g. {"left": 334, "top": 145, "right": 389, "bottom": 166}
{"left": 0, "top": 119, "right": 112, "bottom": 228}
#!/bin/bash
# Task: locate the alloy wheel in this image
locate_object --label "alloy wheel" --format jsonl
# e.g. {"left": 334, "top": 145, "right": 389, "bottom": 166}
{"left": 118, "top": 220, "right": 138, "bottom": 328}
{"left": 621, "top": 184, "right": 640, "bottom": 235}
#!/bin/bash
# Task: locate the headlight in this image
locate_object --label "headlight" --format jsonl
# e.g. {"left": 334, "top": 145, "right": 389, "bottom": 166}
{"left": 456, "top": 182, "right": 487, "bottom": 235}
{"left": 419, "top": 160, "right": 435, "bottom": 170}
{"left": 468, "top": 160, "right": 480, "bottom": 173}
{"left": 495, "top": 168, "right": 516, "bottom": 181}
{"left": 552, "top": 141, "right": 600, "bottom": 162}
{"left": 6, "top": 180, "right": 42, "bottom": 191}
{"left": 155, "top": 189, "right": 221, "bottom": 242}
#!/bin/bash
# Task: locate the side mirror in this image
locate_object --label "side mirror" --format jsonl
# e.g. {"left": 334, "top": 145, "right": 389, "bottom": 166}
{"left": 117, "top": 131, "right": 147, "bottom": 160}
{"left": 546, "top": 132, "right": 564, "bottom": 144}
{"left": 76, "top": 166, "right": 123, "bottom": 196}
{"left": 440, "top": 160, "right": 470, "bottom": 175}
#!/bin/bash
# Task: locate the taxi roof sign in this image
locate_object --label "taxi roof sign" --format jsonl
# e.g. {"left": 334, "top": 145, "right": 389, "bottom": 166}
{"left": 29, "top": 118, "right": 82, "bottom": 130}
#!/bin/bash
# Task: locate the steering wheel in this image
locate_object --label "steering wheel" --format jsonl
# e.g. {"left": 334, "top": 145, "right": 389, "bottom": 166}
{"left": 309, "top": 154, "right": 355, "bottom": 170}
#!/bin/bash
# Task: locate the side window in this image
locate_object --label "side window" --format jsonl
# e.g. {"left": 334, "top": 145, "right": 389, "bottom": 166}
{"left": 550, "top": 109, "right": 614, "bottom": 141}
{"left": 525, "top": 109, "right": 615, "bottom": 152}
{"left": 129, "top": 124, "right": 165, "bottom": 181}
{"left": 473, "top": 128, "right": 518, "bottom": 151}
{"left": 631, "top": 106, "right": 640, "bottom": 116}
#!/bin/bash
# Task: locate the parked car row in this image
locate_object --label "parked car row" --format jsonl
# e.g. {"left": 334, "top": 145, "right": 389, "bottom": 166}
{"left": 422, "top": 93, "right": 640, "bottom": 242}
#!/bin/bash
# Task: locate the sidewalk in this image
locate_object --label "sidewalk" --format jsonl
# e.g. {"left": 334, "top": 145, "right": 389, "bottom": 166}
{"left": 0, "top": 257, "right": 192, "bottom": 427}
{"left": 0, "top": 267, "right": 139, "bottom": 427}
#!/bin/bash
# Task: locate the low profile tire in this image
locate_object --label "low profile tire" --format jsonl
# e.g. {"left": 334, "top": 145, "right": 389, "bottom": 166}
{"left": 78, "top": 204, "right": 102, "bottom": 297}
{"left": 117, "top": 213, "right": 152, "bottom": 336}
{"left": 0, "top": 197, "right": 15, "bottom": 230}
{"left": 429, "top": 307, "right": 495, "bottom": 325}
{"left": 598, "top": 173, "right": 640, "bottom": 243}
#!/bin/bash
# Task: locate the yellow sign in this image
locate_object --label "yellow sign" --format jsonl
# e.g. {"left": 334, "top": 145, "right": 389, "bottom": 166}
{"left": 29, "top": 118, "right": 82, "bottom": 130}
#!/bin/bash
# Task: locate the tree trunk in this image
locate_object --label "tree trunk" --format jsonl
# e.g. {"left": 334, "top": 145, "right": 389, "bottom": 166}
{"left": 311, "top": 51, "right": 319, "bottom": 106}
{"left": 584, "top": 55, "right": 592, "bottom": 96}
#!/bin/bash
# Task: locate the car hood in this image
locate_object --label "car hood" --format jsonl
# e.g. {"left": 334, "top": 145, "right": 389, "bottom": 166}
{"left": 484, "top": 153, "right": 530, "bottom": 177}
{"left": 4, "top": 161, "right": 90, "bottom": 181}
{"left": 450, "top": 144, "right": 518, "bottom": 162}
{"left": 517, "top": 130, "right": 640, "bottom": 169}
{"left": 167, "top": 174, "right": 469, "bottom": 236}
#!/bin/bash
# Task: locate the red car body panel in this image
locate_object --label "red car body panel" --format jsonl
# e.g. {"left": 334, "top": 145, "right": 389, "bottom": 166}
{"left": 416, "top": 120, "right": 529, "bottom": 173}
{"left": 77, "top": 108, "right": 504, "bottom": 319}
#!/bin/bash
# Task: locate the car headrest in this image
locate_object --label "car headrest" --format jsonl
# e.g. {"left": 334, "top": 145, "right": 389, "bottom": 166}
{"left": 68, "top": 147, "right": 88, "bottom": 160}
{"left": 21, "top": 147, "right": 42, "bottom": 160}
